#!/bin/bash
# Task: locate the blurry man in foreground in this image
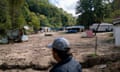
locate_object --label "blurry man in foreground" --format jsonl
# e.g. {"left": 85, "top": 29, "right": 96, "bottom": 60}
{"left": 48, "top": 37, "right": 82, "bottom": 72}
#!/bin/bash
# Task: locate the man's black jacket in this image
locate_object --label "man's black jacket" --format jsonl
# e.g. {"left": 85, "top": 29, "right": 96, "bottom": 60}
{"left": 50, "top": 56, "right": 82, "bottom": 72}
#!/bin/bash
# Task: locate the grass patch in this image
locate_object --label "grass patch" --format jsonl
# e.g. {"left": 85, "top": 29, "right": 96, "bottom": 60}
{"left": 104, "top": 37, "right": 114, "bottom": 43}
{"left": 87, "top": 53, "right": 98, "bottom": 58}
{"left": 108, "top": 32, "right": 113, "bottom": 37}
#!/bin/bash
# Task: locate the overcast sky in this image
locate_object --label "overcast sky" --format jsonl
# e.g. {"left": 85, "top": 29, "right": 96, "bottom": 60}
{"left": 49, "top": 0, "right": 79, "bottom": 16}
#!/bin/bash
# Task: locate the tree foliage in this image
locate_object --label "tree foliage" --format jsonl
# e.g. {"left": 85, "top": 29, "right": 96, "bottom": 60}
{"left": 76, "top": 0, "right": 113, "bottom": 29}
{"left": 0, "top": 0, "right": 11, "bottom": 36}
{"left": 29, "top": 12, "right": 40, "bottom": 29}
{"left": 26, "top": 0, "right": 76, "bottom": 28}
{"left": 0, "top": 0, "right": 76, "bottom": 36}
{"left": 111, "top": 0, "right": 120, "bottom": 18}
{"left": 112, "top": 0, "right": 120, "bottom": 10}
{"left": 8, "top": 0, "right": 25, "bottom": 29}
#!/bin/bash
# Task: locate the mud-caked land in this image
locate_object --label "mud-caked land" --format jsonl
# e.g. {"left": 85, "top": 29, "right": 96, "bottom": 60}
{"left": 0, "top": 32, "right": 119, "bottom": 72}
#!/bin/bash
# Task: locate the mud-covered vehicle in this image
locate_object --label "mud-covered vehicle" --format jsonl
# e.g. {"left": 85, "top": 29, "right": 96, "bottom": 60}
{"left": 7, "top": 29, "right": 23, "bottom": 43}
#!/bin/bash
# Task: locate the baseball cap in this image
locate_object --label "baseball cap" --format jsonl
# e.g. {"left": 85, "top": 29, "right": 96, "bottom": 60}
{"left": 48, "top": 37, "right": 70, "bottom": 51}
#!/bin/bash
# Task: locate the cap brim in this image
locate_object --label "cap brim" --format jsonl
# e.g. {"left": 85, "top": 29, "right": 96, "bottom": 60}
{"left": 47, "top": 43, "right": 53, "bottom": 48}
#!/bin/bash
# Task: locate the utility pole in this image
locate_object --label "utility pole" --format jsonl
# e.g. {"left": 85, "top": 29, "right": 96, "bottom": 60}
{"left": 94, "top": 22, "right": 101, "bottom": 55}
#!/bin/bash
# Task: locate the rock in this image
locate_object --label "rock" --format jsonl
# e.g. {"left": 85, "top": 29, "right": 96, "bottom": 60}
{"left": 98, "top": 64, "right": 107, "bottom": 69}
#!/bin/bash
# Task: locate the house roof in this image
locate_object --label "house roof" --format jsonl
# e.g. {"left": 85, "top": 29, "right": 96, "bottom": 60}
{"left": 113, "top": 18, "right": 120, "bottom": 25}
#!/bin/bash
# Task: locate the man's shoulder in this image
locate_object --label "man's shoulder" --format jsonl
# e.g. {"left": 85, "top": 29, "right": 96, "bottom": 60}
{"left": 50, "top": 66, "right": 66, "bottom": 72}
{"left": 68, "top": 58, "right": 80, "bottom": 66}
{"left": 50, "top": 58, "right": 82, "bottom": 72}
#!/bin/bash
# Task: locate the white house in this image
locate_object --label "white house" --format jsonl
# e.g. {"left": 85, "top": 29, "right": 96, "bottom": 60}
{"left": 113, "top": 18, "right": 120, "bottom": 47}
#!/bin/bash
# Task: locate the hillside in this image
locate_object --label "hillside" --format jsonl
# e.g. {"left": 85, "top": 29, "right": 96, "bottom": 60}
{"left": 0, "top": 0, "right": 76, "bottom": 37}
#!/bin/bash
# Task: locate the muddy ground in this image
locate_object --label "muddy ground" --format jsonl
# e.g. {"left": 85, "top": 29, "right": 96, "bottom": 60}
{"left": 0, "top": 32, "right": 119, "bottom": 72}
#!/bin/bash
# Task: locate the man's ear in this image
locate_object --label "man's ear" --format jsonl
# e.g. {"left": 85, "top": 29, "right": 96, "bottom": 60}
{"left": 53, "top": 51, "right": 58, "bottom": 56}
{"left": 53, "top": 50, "right": 61, "bottom": 62}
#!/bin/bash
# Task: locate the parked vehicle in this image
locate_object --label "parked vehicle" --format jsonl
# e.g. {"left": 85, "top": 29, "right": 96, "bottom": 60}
{"left": 90, "top": 23, "right": 113, "bottom": 32}
{"left": 66, "top": 30, "right": 78, "bottom": 33}
{"left": 66, "top": 26, "right": 85, "bottom": 33}
{"left": 0, "top": 37, "right": 8, "bottom": 44}
{"left": 7, "top": 29, "right": 23, "bottom": 42}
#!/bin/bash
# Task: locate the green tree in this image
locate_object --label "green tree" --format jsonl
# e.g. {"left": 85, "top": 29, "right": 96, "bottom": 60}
{"left": 30, "top": 12, "right": 40, "bottom": 30}
{"left": 76, "top": 0, "right": 111, "bottom": 29}
{"left": 8, "top": 0, "right": 25, "bottom": 29}
{"left": 0, "top": 0, "right": 77, "bottom": 37}
{"left": 76, "top": 0, "right": 95, "bottom": 29}
{"left": 76, "top": 12, "right": 95, "bottom": 29}
{"left": 22, "top": 2, "right": 32, "bottom": 24}
{"left": 112, "top": 10, "right": 120, "bottom": 18}
{"left": 112, "top": 0, "right": 120, "bottom": 10}
{"left": 111, "top": 0, "right": 120, "bottom": 18}
{"left": 0, "top": 0, "right": 11, "bottom": 36}
{"left": 26, "top": 0, "right": 76, "bottom": 28}
{"left": 39, "top": 15, "right": 49, "bottom": 27}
